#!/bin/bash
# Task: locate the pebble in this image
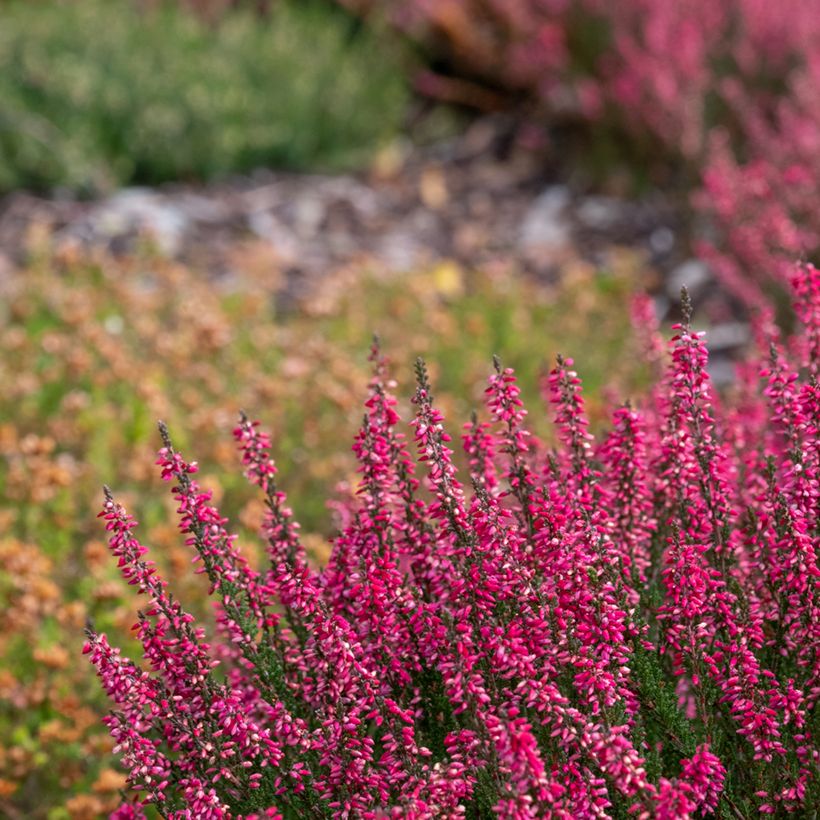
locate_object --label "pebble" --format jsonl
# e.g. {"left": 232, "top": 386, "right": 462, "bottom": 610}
{"left": 666, "top": 258, "right": 712, "bottom": 300}
{"left": 518, "top": 186, "right": 571, "bottom": 254}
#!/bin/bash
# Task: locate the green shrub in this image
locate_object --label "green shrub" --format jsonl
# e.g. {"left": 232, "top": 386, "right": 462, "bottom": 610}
{"left": 0, "top": 0, "right": 407, "bottom": 193}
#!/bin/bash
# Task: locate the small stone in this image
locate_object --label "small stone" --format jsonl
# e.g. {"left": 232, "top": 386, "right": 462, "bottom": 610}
{"left": 519, "top": 186, "right": 571, "bottom": 255}
{"left": 576, "top": 196, "right": 623, "bottom": 231}
{"left": 707, "top": 322, "right": 749, "bottom": 351}
{"left": 707, "top": 356, "right": 736, "bottom": 388}
{"left": 649, "top": 226, "right": 675, "bottom": 254}
{"left": 89, "top": 188, "right": 189, "bottom": 256}
{"left": 666, "top": 259, "right": 712, "bottom": 300}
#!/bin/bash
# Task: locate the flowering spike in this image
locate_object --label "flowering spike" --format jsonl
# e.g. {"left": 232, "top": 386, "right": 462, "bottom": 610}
{"left": 547, "top": 354, "right": 596, "bottom": 502}
{"left": 680, "top": 285, "right": 692, "bottom": 326}
{"left": 157, "top": 419, "right": 172, "bottom": 450}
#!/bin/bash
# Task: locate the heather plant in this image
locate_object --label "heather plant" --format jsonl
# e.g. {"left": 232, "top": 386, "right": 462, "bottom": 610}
{"left": 344, "top": 0, "right": 819, "bottom": 157}
{"left": 0, "top": 247, "right": 639, "bottom": 816}
{"left": 86, "top": 265, "right": 820, "bottom": 817}
{"left": 345, "top": 0, "right": 820, "bottom": 302}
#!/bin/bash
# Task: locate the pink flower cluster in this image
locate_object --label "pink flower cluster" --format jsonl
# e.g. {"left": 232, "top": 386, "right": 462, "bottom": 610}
{"left": 87, "top": 269, "right": 820, "bottom": 817}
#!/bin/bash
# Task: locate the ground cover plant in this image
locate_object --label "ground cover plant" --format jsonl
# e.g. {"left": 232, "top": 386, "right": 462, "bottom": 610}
{"left": 0, "top": 247, "right": 640, "bottom": 817}
{"left": 0, "top": 0, "right": 406, "bottom": 193}
{"left": 84, "top": 264, "right": 820, "bottom": 817}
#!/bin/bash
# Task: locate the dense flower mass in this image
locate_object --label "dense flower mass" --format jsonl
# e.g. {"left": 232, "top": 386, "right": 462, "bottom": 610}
{"left": 86, "top": 268, "right": 820, "bottom": 817}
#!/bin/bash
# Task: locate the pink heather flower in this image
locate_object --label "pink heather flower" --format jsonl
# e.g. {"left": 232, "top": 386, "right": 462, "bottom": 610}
{"left": 597, "top": 405, "right": 656, "bottom": 592}
{"left": 109, "top": 804, "right": 148, "bottom": 820}
{"left": 677, "top": 744, "right": 725, "bottom": 815}
{"left": 656, "top": 292, "right": 736, "bottom": 556}
{"left": 157, "top": 422, "right": 270, "bottom": 652}
{"left": 790, "top": 263, "right": 820, "bottom": 375}
{"left": 546, "top": 354, "right": 596, "bottom": 499}
{"left": 645, "top": 746, "right": 725, "bottom": 820}
{"left": 87, "top": 269, "right": 820, "bottom": 816}
{"left": 462, "top": 410, "right": 500, "bottom": 494}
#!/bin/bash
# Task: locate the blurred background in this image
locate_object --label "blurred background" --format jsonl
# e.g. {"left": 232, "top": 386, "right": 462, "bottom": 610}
{"left": 2, "top": 0, "right": 818, "bottom": 815}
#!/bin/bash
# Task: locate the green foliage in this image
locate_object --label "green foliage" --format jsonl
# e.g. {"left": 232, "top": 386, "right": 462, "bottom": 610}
{"left": 0, "top": 0, "right": 407, "bottom": 192}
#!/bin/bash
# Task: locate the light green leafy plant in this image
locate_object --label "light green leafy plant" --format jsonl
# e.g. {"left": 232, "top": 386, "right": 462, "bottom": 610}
{"left": 0, "top": 0, "right": 407, "bottom": 192}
